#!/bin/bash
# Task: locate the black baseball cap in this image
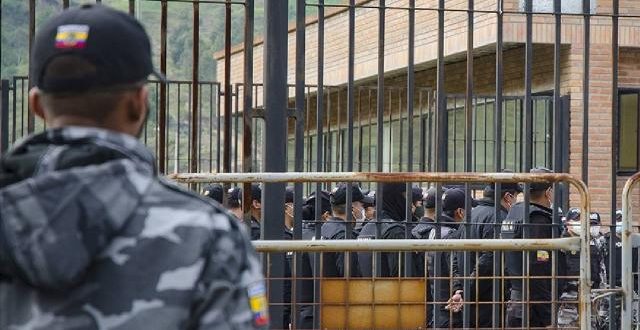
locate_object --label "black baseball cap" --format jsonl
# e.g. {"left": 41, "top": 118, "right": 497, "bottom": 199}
{"left": 424, "top": 187, "right": 439, "bottom": 209}
{"left": 529, "top": 167, "right": 554, "bottom": 191}
{"left": 203, "top": 184, "right": 223, "bottom": 204}
{"left": 361, "top": 191, "right": 375, "bottom": 207}
{"left": 411, "top": 186, "right": 423, "bottom": 203}
{"left": 565, "top": 207, "right": 581, "bottom": 221}
{"left": 228, "top": 184, "right": 262, "bottom": 203}
{"left": 442, "top": 188, "right": 472, "bottom": 212}
{"left": 285, "top": 186, "right": 295, "bottom": 204}
{"left": 484, "top": 170, "right": 523, "bottom": 195}
{"left": 330, "top": 183, "right": 364, "bottom": 206}
{"left": 31, "top": 4, "right": 165, "bottom": 94}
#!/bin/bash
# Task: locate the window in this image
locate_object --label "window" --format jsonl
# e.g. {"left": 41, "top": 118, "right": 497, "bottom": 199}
{"left": 519, "top": 0, "right": 596, "bottom": 14}
{"left": 618, "top": 91, "right": 639, "bottom": 173}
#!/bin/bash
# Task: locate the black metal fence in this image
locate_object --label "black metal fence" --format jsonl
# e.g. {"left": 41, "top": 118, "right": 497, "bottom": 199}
{"left": 1, "top": 0, "right": 638, "bottom": 329}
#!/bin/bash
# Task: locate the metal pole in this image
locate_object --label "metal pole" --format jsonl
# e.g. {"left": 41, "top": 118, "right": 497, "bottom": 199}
{"left": 462, "top": 0, "right": 474, "bottom": 327}
{"left": 27, "top": 0, "right": 35, "bottom": 134}
{"left": 189, "top": 2, "right": 200, "bottom": 175}
{"left": 0, "top": 80, "right": 9, "bottom": 155}
{"left": 313, "top": 2, "right": 325, "bottom": 326}
{"left": 292, "top": 0, "right": 304, "bottom": 327}
{"left": 243, "top": 0, "right": 255, "bottom": 231}
{"left": 551, "top": 0, "right": 562, "bottom": 326}
{"left": 263, "top": 0, "right": 288, "bottom": 325}
{"left": 62, "top": 0, "right": 69, "bottom": 9}
{"left": 621, "top": 173, "right": 640, "bottom": 330}
{"left": 345, "top": 0, "right": 356, "bottom": 244}
{"left": 492, "top": 2, "right": 504, "bottom": 326}
{"left": 582, "top": 0, "right": 590, "bottom": 185}
{"left": 522, "top": 1, "right": 533, "bottom": 327}
{"left": 159, "top": 0, "right": 168, "bottom": 173}
{"left": 404, "top": 0, "right": 415, "bottom": 277}
{"left": 129, "top": 0, "right": 135, "bottom": 15}
{"left": 224, "top": 0, "right": 233, "bottom": 177}
{"left": 434, "top": 0, "right": 446, "bottom": 327}
{"left": 374, "top": 0, "right": 385, "bottom": 277}
{"left": 611, "top": 1, "right": 621, "bottom": 328}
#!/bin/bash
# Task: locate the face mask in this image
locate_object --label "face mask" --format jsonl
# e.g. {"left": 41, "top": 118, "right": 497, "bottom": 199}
{"left": 414, "top": 205, "right": 425, "bottom": 219}
{"left": 590, "top": 226, "right": 601, "bottom": 238}
{"left": 616, "top": 222, "right": 623, "bottom": 235}
{"left": 567, "top": 221, "right": 581, "bottom": 237}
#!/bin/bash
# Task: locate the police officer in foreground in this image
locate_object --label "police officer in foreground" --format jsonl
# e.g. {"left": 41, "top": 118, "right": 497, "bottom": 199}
{"left": 466, "top": 178, "right": 522, "bottom": 328}
{"left": 357, "top": 182, "right": 416, "bottom": 277}
{"left": 501, "top": 167, "right": 566, "bottom": 328}
{"left": 0, "top": 4, "right": 267, "bottom": 329}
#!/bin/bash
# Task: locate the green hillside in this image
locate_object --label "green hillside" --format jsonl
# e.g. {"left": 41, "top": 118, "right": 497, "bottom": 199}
{"left": 1, "top": 0, "right": 345, "bottom": 81}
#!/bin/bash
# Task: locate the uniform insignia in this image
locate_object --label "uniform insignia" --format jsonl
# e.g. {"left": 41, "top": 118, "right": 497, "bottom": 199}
{"left": 55, "top": 25, "right": 90, "bottom": 49}
{"left": 248, "top": 282, "right": 269, "bottom": 327}
{"left": 537, "top": 250, "right": 550, "bottom": 262}
{"left": 501, "top": 220, "right": 515, "bottom": 232}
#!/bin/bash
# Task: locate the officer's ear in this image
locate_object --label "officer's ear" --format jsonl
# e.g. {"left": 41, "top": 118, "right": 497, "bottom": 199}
{"left": 29, "top": 88, "right": 47, "bottom": 121}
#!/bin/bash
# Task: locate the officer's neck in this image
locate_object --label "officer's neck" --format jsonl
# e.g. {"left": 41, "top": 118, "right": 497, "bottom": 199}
{"left": 530, "top": 197, "right": 551, "bottom": 208}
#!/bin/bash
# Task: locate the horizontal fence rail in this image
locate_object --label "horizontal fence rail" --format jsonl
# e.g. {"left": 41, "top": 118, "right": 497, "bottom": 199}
{"left": 252, "top": 238, "right": 582, "bottom": 253}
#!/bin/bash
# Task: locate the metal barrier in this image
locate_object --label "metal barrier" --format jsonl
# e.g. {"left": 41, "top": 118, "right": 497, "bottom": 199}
{"left": 170, "top": 171, "right": 593, "bottom": 329}
{"left": 621, "top": 173, "right": 640, "bottom": 329}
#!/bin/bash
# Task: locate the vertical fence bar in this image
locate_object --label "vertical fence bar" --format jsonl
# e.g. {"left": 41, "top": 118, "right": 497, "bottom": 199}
{"left": 129, "top": 0, "right": 135, "bottom": 15}
{"left": 314, "top": 1, "right": 325, "bottom": 327}
{"left": 375, "top": 0, "right": 385, "bottom": 249}
{"left": 62, "top": 0, "right": 69, "bottom": 9}
{"left": 224, "top": 0, "right": 233, "bottom": 178}
{"left": 293, "top": 0, "right": 305, "bottom": 327}
{"left": 551, "top": 0, "right": 562, "bottom": 326}
{"left": 582, "top": 0, "right": 590, "bottom": 185}
{"left": 0, "top": 0, "right": 2, "bottom": 80}
{"left": 346, "top": 0, "right": 356, "bottom": 241}
{"left": 0, "top": 80, "right": 8, "bottom": 155}
{"left": 158, "top": 0, "right": 168, "bottom": 173}
{"left": 463, "top": 0, "right": 474, "bottom": 327}
{"left": 493, "top": 0, "right": 504, "bottom": 311}
{"left": 263, "top": 0, "right": 288, "bottom": 326}
{"left": 611, "top": 0, "right": 621, "bottom": 328}
{"left": 522, "top": 0, "right": 533, "bottom": 328}
{"left": 404, "top": 0, "right": 415, "bottom": 277}
{"left": 433, "top": 0, "right": 446, "bottom": 327}
{"left": 244, "top": 0, "right": 255, "bottom": 214}
{"left": 27, "top": 0, "right": 35, "bottom": 133}
{"left": 190, "top": 1, "right": 200, "bottom": 175}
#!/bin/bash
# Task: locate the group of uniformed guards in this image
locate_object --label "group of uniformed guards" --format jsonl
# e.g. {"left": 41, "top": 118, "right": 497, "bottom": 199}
{"left": 202, "top": 168, "right": 635, "bottom": 329}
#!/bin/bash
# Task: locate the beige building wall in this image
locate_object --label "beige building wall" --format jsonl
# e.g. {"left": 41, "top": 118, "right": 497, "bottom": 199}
{"left": 219, "top": 0, "right": 640, "bottom": 223}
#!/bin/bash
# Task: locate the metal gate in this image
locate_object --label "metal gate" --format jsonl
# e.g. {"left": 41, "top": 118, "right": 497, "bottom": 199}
{"left": 170, "top": 171, "right": 592, "bottom": 329}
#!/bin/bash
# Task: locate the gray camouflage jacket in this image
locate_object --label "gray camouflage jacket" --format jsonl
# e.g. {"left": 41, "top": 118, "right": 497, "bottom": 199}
{"left": 0, "top": 127, "right": 268, "bottom": 330}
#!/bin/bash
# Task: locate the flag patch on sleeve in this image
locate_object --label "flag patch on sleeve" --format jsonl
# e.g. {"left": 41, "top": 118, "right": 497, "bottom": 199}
{"left": 248, "top": 282, "right": 269, "bottom": 327}
{"left": 55, "top": 25, "right": 90, "bottom": 49}
{"left": 537, "top": 250, "right": 550, "bottom": 262}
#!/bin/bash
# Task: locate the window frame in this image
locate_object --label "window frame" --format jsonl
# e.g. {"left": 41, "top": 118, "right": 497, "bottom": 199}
{"left": 617, "top": 88, "right": 640, "bottom": 175}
